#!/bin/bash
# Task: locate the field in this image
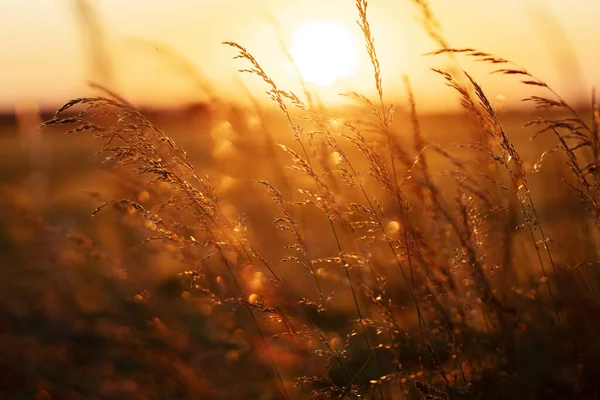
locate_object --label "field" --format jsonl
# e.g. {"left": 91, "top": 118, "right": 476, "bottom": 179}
{"left": 2, "top": 1, "right": 600, "bottom": 399}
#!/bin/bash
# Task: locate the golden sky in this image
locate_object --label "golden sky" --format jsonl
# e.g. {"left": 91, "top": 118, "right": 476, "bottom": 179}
{"left": 2, "top": 0, "right": 599, "bottom": 113}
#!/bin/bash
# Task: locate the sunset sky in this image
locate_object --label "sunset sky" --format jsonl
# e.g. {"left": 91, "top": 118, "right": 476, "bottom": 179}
{"left": 2, "top": 0, "right": 599, "bottom": 113}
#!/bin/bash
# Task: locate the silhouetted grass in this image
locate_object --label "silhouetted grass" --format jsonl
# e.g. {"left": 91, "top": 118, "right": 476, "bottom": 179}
{"left": 1, "top": 0, "right": 599, "bottom": 399}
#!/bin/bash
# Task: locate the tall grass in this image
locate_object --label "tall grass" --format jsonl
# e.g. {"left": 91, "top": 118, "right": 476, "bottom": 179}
{"left": 9, "top": 0, "right": 598, "bottom": 398}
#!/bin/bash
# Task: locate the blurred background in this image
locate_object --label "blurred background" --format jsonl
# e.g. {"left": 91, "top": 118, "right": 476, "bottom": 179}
{"left": 2, "top": 0, "right": 598, "bottom": 232}
{"left": 2, "top": 0, "right": 599, "bottom": 113}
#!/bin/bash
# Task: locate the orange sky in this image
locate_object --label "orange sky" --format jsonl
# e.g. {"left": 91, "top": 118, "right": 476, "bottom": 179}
{"left": 2, "top": 0, "right": 599, "bottom": 113}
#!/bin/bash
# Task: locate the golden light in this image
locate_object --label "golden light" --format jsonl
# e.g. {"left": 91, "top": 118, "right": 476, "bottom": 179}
{"left": 289, "top": 20, "right": 359, "bottom": 86}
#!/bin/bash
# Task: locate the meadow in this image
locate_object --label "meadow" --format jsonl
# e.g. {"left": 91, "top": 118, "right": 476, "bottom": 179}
{"left": 1, "top": 1, "right": 600, "bottom": 399}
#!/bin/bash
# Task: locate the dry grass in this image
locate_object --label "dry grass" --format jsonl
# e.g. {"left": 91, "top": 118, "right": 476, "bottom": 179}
{"left": 2, "top": 0, "right": 600, "bottom": 399}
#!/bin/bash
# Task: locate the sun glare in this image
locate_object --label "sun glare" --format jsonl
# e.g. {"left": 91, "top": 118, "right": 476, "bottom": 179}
{"left": 289, "top": 20, "right": 359, "bottom": 87}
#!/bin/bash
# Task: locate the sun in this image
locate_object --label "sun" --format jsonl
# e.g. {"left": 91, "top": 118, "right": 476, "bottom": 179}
{"left": 289, "top": 20, "right": 359, "bottom": 87}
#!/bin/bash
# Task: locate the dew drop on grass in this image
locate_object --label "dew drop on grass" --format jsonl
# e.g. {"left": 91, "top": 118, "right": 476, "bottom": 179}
{"left": 386, "top": 220, "right": 400, "bottom": 235}
{"left": 248, "top": 293, "right": 261, "bottom": 303}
